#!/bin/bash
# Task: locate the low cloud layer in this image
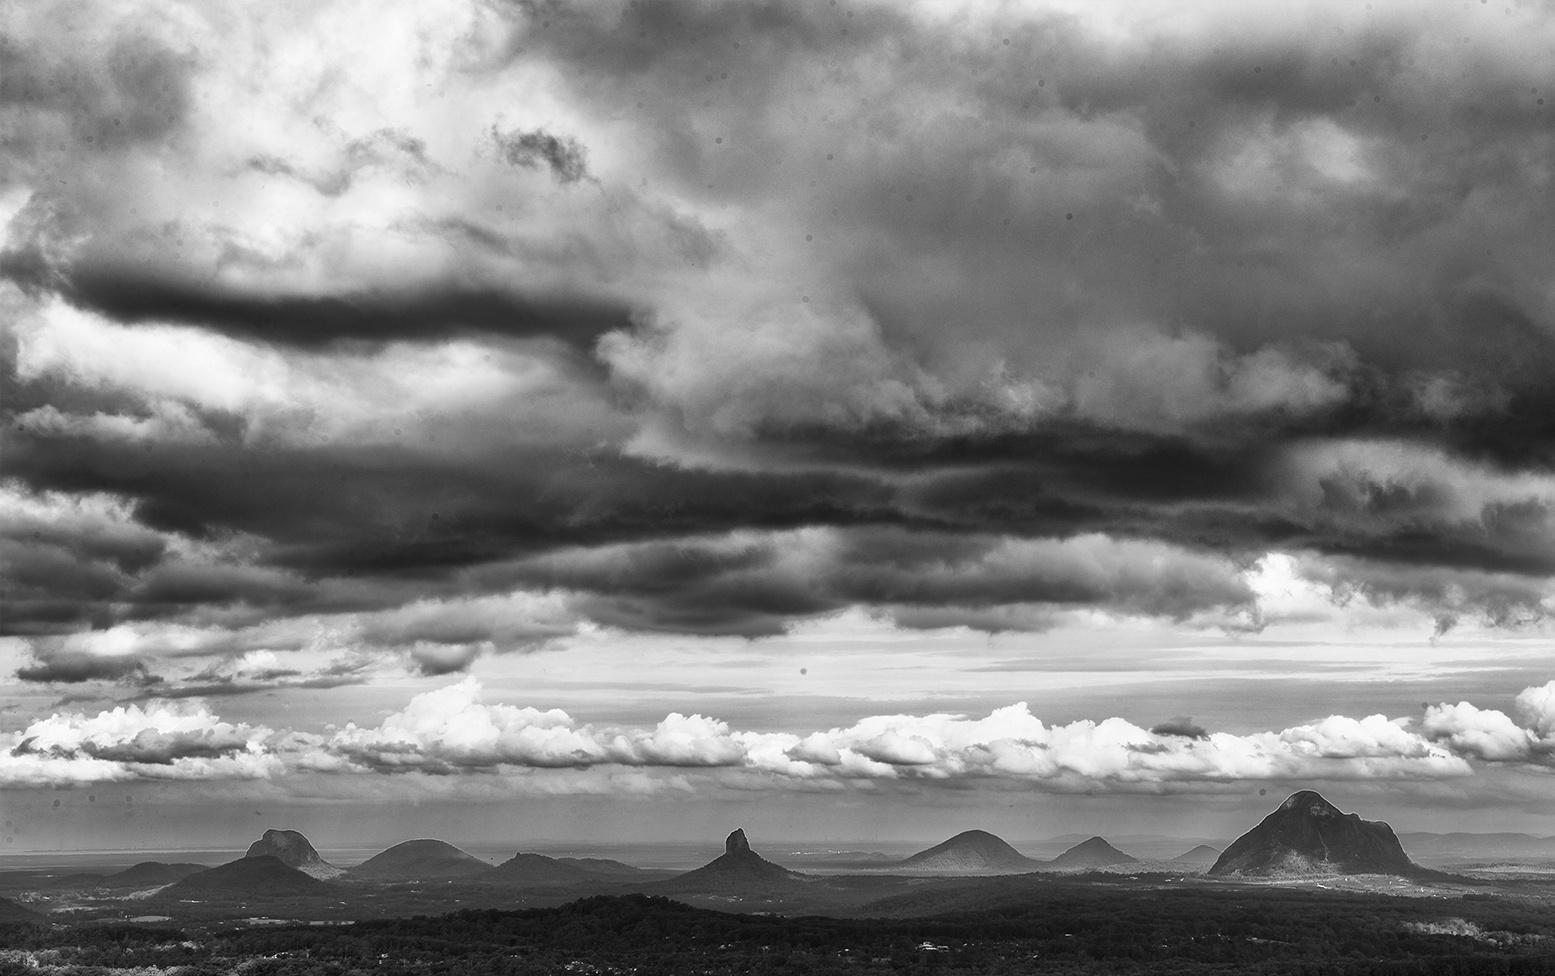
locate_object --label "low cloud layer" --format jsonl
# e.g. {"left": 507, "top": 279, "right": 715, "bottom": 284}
{"left": 3, "top": 0, "right": 1555, "bottom": 682}
{"left": 5, "top": 678, "right": 1555, "bottom": 794}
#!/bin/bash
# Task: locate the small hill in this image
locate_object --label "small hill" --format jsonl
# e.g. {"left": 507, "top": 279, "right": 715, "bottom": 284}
{"left": 162, "top": 855, "right": 335, "bottom": 898}
{"left": 0, "top": 896, "right": 42, "bottom": 923}
{"left": 351, "top": 840, "right": 491, "bottom": 881}
{"left": 1171, "top": 845, "right": 1222, "bottom": 865}
{"left": 48, "top": 871, "right": 109, "bottom": 889}
{"left": 110, "top": 861, "right": 208, "bottom": 887}
{"left": 1209, "top": 791, "right": 1416, "bottom": 877}
{"left": 1047, "top": 837, "right": 1138, "bottom": 869}
{"left": 54, "top": 862, "right": 208, "bottom": 890}
{"left": 246, "top": 829, "right": 345, "bottom": 879}
{"left": 653, "top": 829, "right": 810, "bottom": 895}
{"left": 895, "top": 830, "right": 1041, "bottom": 874}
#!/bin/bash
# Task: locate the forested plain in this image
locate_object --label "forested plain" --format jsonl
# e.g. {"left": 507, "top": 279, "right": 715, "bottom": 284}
{"left": 5, "top": 886, "right": 1555, "bottom": 976}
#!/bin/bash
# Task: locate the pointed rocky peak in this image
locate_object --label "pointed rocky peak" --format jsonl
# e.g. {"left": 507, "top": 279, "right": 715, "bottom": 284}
{"left": 653, "top": 828, "right": 805, "bottom": 894}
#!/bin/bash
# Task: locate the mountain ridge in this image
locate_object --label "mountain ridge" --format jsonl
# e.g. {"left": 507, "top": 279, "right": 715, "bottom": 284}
{"left": 483, "top": 851, "right": 653, "bottom": 887}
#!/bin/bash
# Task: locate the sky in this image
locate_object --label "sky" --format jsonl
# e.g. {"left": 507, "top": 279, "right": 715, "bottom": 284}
{"left": 3, "top": 0, "right": 1555, "bottom": 854}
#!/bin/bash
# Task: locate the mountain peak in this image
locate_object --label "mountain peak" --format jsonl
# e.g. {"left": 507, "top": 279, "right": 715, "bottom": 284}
{"left": 248, "top": 828, "right": 316, "bottom": 859}
{"left": 1210, "top": 791, "right": 1416, "bottom": 877}
{"left": 161, "top": 855, "right": 334, "bottom": 898}
{"left": 654, "top": 829, "right": 804, "bottom": 895}
{"left": 1049, "top": 836, "right": 1137, "bottom": 869}
{"left": 246, "top": 828, "right": 345, "bottom": 879}
{"left": 1281, "top": 790, "right": 1344, "bottom": 816}
{"left": 897, "top": 829, "right": 1040, "bottom": 874}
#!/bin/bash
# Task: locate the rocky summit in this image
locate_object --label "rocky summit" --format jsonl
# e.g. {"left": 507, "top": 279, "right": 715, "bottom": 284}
{"left": 1209, "top": 790, "right": 1417, "bottom": 877}
{"left": 245, "top": 828, "right": 346, "bottom": 880}
{"left": 895, "top": 830, "right": 1042, "bottom": 874}
{"left": 699, "top": 828, "right": 795, "bottom": 878}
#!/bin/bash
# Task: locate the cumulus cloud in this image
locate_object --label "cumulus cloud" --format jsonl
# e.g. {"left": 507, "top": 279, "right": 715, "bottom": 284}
{"left": 0, "top": 700, "right": 278, "bottom": 787}
{"left": 1418, "top": 681, "right": 1555, "bottom": 763}
{"left": 4, "top": 0, "right": 1555, "bottom": 666}
{"left": 1420, "top": 701, "right": 1536, "bottom": 763}
{"left": 12, "top": 678, "right": 1555, "bottom": 792}
{"left": 1515, "top": 681, "right": 1555, "bottom": 740}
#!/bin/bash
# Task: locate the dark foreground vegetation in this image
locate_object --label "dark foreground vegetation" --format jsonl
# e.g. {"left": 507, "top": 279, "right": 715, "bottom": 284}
{"left": 4, "top": 887, "right": 1555, "bottom": 976}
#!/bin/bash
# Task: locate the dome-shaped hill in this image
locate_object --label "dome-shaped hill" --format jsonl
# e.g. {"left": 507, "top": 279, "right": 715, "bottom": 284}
{"left": 163, "top": 855, "right": 335, "bottom": 898}
{"left": 1171, "top": 845, "right": 1222, "bottom": 865}
{"left": 1047, "top": 836, "right": 1138, "bottom": 869}
{"left": 652, "top": 829, "right": 810, "bottom": 895}
{"left": 1209, "top": 791, "right": 1415, "bottom": 877}
{"left": 896, "top": 830, "right": 1041, "bottom": 874}
{"left": 246, "top": 829, "right": 345, "bottom": 879}
{"left": 351, "top": 840, "right": 491, "bottom": 880}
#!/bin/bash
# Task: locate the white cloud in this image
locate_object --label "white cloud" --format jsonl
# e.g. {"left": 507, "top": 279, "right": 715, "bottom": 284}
{"left": 0, "top": 701, "right": 279, "bottom": 787}
{"left": 1420, "top": 702, "right": 1534, "bottom": 762}
{"left": 326, "top": 677, "right": 602, "bottom": 771}
{"left": 1515, "top": 680, "right": 1555, "bottom": 741}
{"left": 12, "top": 678, "right": 1555, "bottom": 792}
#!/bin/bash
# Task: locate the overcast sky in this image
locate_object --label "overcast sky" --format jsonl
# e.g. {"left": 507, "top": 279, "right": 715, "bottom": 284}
{"left": 4, "top": 0, "right": 1555, "bottom": 854}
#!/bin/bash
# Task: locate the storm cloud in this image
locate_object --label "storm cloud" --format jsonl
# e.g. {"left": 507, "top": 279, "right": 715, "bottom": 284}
{"left": 3, "top": 0, "right": 1555, "bottom": 691}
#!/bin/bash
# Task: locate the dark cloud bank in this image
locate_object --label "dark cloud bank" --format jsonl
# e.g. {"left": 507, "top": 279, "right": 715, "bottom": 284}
{"left": 3, "top": 0, "right": 1555, "bottom": 680}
